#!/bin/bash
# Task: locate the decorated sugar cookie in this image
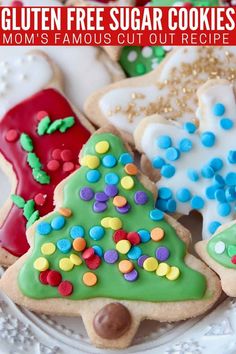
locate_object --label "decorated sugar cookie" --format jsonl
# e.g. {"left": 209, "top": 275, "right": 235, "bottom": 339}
{"left": 134, "top": 79, "right": 236, "bottom": 239}
{"left": 0, "top": 0, "right": 125, "bottom": 111}
{"left": 196, "top": 220, "right": 236, "bottom": 297}
{"left": 85, "top": 46, "right": 236, "bottom": 143}
{"left": 0, "top": 51, "right": 93, "bottom": 266}
{"left": 0, "top": 126, "right": 221, "bottom": 349}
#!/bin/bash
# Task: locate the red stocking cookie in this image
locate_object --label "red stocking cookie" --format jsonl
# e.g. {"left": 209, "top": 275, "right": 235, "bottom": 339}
{"left": 0, "top": 51, "right": 93, "bottom": 266}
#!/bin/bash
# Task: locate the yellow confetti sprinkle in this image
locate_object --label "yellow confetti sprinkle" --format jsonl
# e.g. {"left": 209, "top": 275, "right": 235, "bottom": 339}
{"left": 95, "top": 141, "right": 110, "bottom": 154}
{"left": 121, "top": 176, "right": 134, "bottom": 190}
{"left": 156, "top": 263, "right": 170, "bottom": 277}
{"left": 166, "top": 266, "right": 180, "bottom": 280}
{"left": 116, "top": 240, "right": 131, "bottom": 254}
{"left": 143, "top": 257, "right": 158, "bottom": 272}
{"left": 109, "top": 217, "right": 123, "bottom": 230}
{"left": 59, "top": 258, "right": 74, "bottom": 271}
{"left": 70, "top": 254, "right": 82, "bottom": 266}
{"left": 101, "top": 217, "right": 112, "bottom": 228}
{"left": 82, "top": 155, "right": 100, "bottom": 169}
{"left": 41, "top": 242, "right": 56, "bottom": 256}
{"left": 33, "top": 257, "right": 49, "bottom": 271}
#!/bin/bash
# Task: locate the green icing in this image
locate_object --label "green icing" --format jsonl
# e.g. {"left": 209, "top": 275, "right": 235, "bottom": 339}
{"left": 18, "top": 133, "right": 207, "bottom": 302}
{"left": 120, "top": 46, "right": 168, "bottom": 77}
{"left": 11, "top": 194, "right": 25, "bottom": 208}
{"left": 20, "top": 133, "right": 33, "bottom": 152}
{"left": 37, "top": 117, "right": 51, "bottom": 136}
{"left": 23, "top": 200, "right": 35, "bottom": 220}
{"left": 207, "top": 224, "right": 236, "bottom": 268}
{"left": 27, "top": 153, "right": 42, "bottom": 169}
{"left": 37, "top": 116, "right": 75, "bottom": 135}
{"left": 27, "top": 210, "right": 40, "bottom": 229}
{"left": 32, "top": 168, "right": 50, "bottom": 185}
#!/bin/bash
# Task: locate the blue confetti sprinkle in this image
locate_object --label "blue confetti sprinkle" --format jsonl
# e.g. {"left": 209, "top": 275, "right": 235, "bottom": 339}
{"left": 225, "top": 187, "right": 236, "bottom": 202}
{"left": 201, "top": 132, "right": 215, "bottom": 148}
{"left": 225, "top": 172, "right": 236, "bottom": 186}
{"left": 37, "top": 222, "right": 52, "bottom": 235}
{"left": 89, "top": 226, "right": 105, "bottom": 240}
{"left": 187, "top": 168, "right": 199, "bottom": 182}
{"left": 217, "top": 203, "right": 231, "bottom": 217}
{"left": 51, "top": 216, "right": 65, "bottom": 230}
{"left": 176, "top": 188, "right": 192, "bottom": 202}
{"left": 149, "top": 209, "right": 164, "bottom": 221}
{"left": 105, "top": 173, "right": 119, "bottom": 185}
{"left": 208, "top": 221, "right": 221, "bottom": 234}
{"left": 228, "top": 150, "right": 236, "bottom": 164}
{"left": 127, "top": 246, "right": 142, "bottom": 260}
{"left": 213, "top": 174, "right": 225, "bottom": 187}
{"left": 119, "top": 153, "right": 133, "bottom": 165}
{"left": 179, "top": 138, "right": 192, "bottom": 152}
{"left": 201, "top": 165, "right": 215, "bottom": 179}
{"left": 165, "top": 147, "right": 180, "bottom": 161}
{"left": 191, "top": 196, "right": 205, "bottom": 210}
{"left": 138, "top": 229, "right": 151, "bottom": 243}
{"left": 157, "top": 135, "right": 172, "bottom": 149}
{"left": 57, "top": 238, "right": 72, "bottom": 253}
{"left": 184, "top": 122, "right": 197, "bottom": 134}
{"left": 70, "top": 225, "right": 85, "bottom": 239}
{"left": 166, "top": 199, "right": 177, "bottom": 212}
{"left": 161, "top": 164, "right": 176, "bottom": 178}
{"left": 102, "top": 154, "right": 117, "bottom": 168}
{"left": 209, "top": 158, "right": 223, "bottom": 172}
{"left": 158, "top": 187, "right": 172, "bottom": 200}
{"left": 213, "top": 103, "right": 225, "bottom": 117}
{"left": 152, "top": 156, "right": 165, "bottom": 169}
{"left": 215, "top": 189, "right": 226, "bottom": 203}
{"left": 205, "top": 185, "right": 218, "bottom": 200}
{"left": 156, "top": 199, "right": 168, "bottom": 211}
{"left": 92, "top": 245, "right": 103, "bottom": 257}
{"left": 220, "top": 118, "right": 234, "bottom": 130}
{"left": 86, "top": 169, "right": 101, "bottom": 183}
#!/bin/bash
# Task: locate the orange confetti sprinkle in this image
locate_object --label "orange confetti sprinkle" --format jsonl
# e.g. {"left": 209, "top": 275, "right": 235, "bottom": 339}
{"left": 118, "top": 260, "right": 134, "bottom": 274}
{"left": 113, "top": 196, "right": 127, "bottom": 208}
{"left": 58, "top": 207, "right": 72, "bottom": 217}
{"left": 151, "top": 227, "right": 165, "bottom": 242}
{"left": 73, "top": 238, "right": 86, "bottom": 252}
{"left": 83, "top": 272, "right": 97, "bottom": 286}
{"left": 124, "top": 163, "right": 138, "bottom": 176}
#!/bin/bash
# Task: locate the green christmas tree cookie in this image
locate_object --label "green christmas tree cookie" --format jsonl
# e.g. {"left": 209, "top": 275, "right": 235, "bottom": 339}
{"left": 196, "top": 221, "right": 236, "bottom": 297}
{"left": 0, "top": 127, "right": 221, "bottom": 349}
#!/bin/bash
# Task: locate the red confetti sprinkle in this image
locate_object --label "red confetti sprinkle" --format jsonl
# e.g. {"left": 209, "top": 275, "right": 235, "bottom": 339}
{"left": 47, "top": 159, "right": 60, "bottom": 171}
{"left": 63, "top": 162, "right": 75, "bottom": 172}
{"left": 113, "top": 229, "right": 127, "bottom": 243}
{"left": 11, "top": 0, "right": 23, "bottom": 6}
{"left": 52, "top": 148, "right": 62, "bottom": 160}
{"left": 47, "top": 270, "right": 62, "bottom": 287}
{"left": 82, "top": 247, "right": 95, "bottom": 260}
{"left": 61, "top": 149, "right": 73, "bottom": 162}
{"left": 34, "top": 193, "right": 47, "bottom": 206}
{"left": 231, "top": 256, "right": 236, "bottom": 264}
{"left": 36, "top": 110, "right": 48, "bottom": 121}
{"left": 58, "top": 281, "right": 73, "bottom": 296}
{"left": 85, "top": 255, "right": 101, "bottom": 270}
{"left": 127, "top": 232, "right": 141, "bottom": 245}
{"left": 5, "top": 129, "right": 19, "bottom": 143}
{"left": 39, "top": 270, "right": 50, "bottom": 285}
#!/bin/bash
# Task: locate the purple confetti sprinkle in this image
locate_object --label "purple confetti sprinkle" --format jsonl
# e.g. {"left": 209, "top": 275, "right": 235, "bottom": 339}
{"left": 104, "top": 184, "right": 118, "bottom": 197}
{"left": 134, "top": 191, "right": 148, "bottom": 205}
{"left": 155, "top": 247, "right": 170, "bottom": 262}
{"left": 124, "top": 269, "right": 139, "bottom": 282}
{"left": 79, "top": 187, "right": 94, "bottom": 201}
{"left": 104, "top": 250, "right": 119, "bottom": 264}
{"left": 93, "top": 201, "right": 107, "bottom": 213}
{"left": 95, "top": 192, "right": 109, "bottom": 202}
{"left": 137, "top": 255, "right": 149, "bottom": 267}
{"left": 116, "top": 203, "right": 131, "bottom": 214}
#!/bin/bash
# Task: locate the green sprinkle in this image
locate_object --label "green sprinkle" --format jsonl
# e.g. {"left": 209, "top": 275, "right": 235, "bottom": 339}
{"left": 32, "top": 169, "right": 50, "bottom": 184}
{"left": 26, "top": 210, "right": 40, "bottom": 228}
{"left": 11, "top": 194, "right": 25, "bottom": 208}
{"left": 23, "top": 200, "right": 35, "bottom": 220}
{"left": 27, "top": 153, "right": 42, "bottom": 169}
{"left": 37, "top": 117, "right": 51, "bottom": 136}
{"left": 20, "top": 133, "right": 33, "bottom": 152}
{"left": 60, "top": 117, "right": 75, "bottom": 133}
{"left": 47, "top": 120, "right": 62, "bottom": 134}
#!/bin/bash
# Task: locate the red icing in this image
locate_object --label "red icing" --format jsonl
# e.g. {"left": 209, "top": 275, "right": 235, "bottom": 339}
{"left": 0, "top": 88, "right": 91, "bottom": 257}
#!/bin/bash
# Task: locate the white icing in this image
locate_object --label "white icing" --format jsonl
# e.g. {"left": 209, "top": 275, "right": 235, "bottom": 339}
{"left": 0, "top": 53, "right": 53, "bottom": 117}
{"left": 98, "top": 47, "right": 236, "bottom": 134}
{"left": 215, "top": 241, "right": 226, "bottom": 254}
{"left": 140, "top": 81, "right": 236, "bottom": 239}
{"left": 0, "top": 0, "right": 123, "bottom": 111}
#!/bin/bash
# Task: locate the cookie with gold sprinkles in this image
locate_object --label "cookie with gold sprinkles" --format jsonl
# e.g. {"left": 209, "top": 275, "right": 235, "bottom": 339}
{"left": 0, "top": 126, "right": 221, "bottom": 349}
